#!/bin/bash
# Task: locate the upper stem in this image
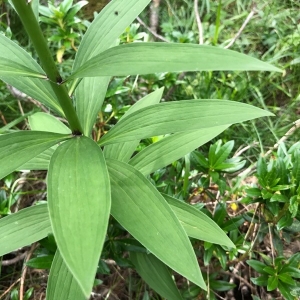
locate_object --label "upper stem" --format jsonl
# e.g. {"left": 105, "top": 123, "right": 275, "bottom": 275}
{"left": 11, "top": 0, "right": 83, "bottom": 134}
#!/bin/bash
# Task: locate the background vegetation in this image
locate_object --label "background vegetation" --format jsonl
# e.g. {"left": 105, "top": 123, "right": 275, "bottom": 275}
{"left": 0, "top": 0, "right": 300, "bottom": 299}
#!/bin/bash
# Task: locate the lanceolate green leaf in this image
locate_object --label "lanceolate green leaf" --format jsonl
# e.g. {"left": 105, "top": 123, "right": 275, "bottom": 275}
{"left": 28, "top": 112, "right": 71, "bottom": 134}
{"left": 104, "top": 88, "right": 164, "bottom": 162}
{"left": 18, "top": 148, "right": 54, "bottom": 171}
{"left": 73, "top": 0, "right": 151, "bottom": 69}
{"left": 75, "top": 77, "right": 110, "bottom": 136}
{"left": 0, "top": 34, "right": 62, "bottom": 113}
{"left": 0, "top": 204, "right": 51, "bottom": 256}
{"left": 47, "top": 251, "right": 86, "bottom": 300}
{"left": 70, "top": 43, "right": 282, "bottom": 79}
{"left": 163, "top": 194, "right": 235, "bottom": 248}
{"left": 107, "top": 159, "right": 206, "bottom": 290}
{"left": 0, "top": 59, "right": 46, "bottom": 78}
{"left": 129, "top": 125, "right": 229, "bottom": 176}
{"left": 48, "top": 137, "right": 111, "bottom": 297}
{"left": 0, "top": 131, "right": 70, "bottom": 180}
{"left": 131, "top": 252, "right": 183, "bottom": 300}
{"left": 99, "top": 100, "right": 274, "bottom": 146}
{"left": 18, "top": 113, "right": 71, "bottom": 171}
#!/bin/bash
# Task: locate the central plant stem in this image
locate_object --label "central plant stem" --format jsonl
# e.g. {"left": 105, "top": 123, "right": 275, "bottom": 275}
{"left": 11, "top": 0, "right": 83, "bottom": 134}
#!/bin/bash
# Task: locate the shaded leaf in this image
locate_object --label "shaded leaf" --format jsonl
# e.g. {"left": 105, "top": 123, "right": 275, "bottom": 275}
{"left": 129, "top": 125, "right": 229, "bottom": 176}
{"left": 104, "top": 88, "right": 164, "bottom": 162}
{"left": 46, "top": 250, "right": 86, "bottom": 300}
{"left": 0, "top": 131, "right": 70, "bottom": 179}
{"left": 131, "top": 252, "right": 183, "bottom": 300}
{"left": 48, "top": 137, "right": 111, "bottom": 297}
{"left": 0, "top": 204, "right": 51, "bottom": 256}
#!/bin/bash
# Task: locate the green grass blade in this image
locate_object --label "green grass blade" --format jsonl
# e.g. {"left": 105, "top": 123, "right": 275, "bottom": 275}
{"left": 70, "top": 43, "right": 282, "bottom": 79}
{"left": 98, "top": 100, "right": 274, "bottom": 146}
{"left": 0, "top": 131, "right": 71, "bottom": 180}
{"left": 107, "top": 159, "right": 206, "bottom": 290}
{"left": 46, "top": 250, "right": 86, "bottom": 300}
{"left": 131, "top": 252, "right": 183, "bottom": 300}
{"left": 104, "top": 88, "right": 164, "bottom": 162}
{"left": 129, "top": 125, "right": 229, "bottom": 176}
{"left": 48, "top": 137, "right": 111, "bottom": 297}
{"left": 73, "top": 0, "right": 151, "bottom": 69}
{"left": 0, "top": 204, "right": 51, "bottom": 256}
{"left": 164, "top": 194, "right": 235, "bottom": 248}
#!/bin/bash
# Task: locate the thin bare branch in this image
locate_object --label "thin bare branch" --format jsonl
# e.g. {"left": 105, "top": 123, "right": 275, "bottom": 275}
{"left": 136, "top": 16, "right": 169, "bottom": 43}
{"left": 2, "top": 252, "right": 27, "bottom": 266}
{"left": 225, "top": 3, "right": 258, "bottom": 49}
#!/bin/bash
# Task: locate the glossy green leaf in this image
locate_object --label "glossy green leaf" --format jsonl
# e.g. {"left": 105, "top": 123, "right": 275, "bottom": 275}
{"left": 75, "top": 77, "right": 110, "bottom": 136}
{"left": 210, "top": 140, "right": 234, "bottom": 168}
{"left": 267, "top": 275, "right": 278, "bottom": 291}
{"left": 104, "top": 88, "right": 164, "bottom": 162}
{"left": 0, "top": 204, "right": 51, "bottom": 256}
{"left": 48, "top": 137, "right": 111, "bottom": 297}
{"left": 163, "top": 194, "right": 235, "bottom": 247}
{"left": 46, "top": 250, "right": 86, "bottom": 300}
{"left": 107, "top": 159, "right": 206, "bottom": 290}
{"left": 129, "top": 125, "right": 229, "bottom": 176}
{"left": 247, "top": 260, "right": 268, "bottom": 273}
{"left": 99, "top": 100, "right": 273, "bottom": 146}
{"left": 70, "top": 43, "right": 282, "bottom": 79}
{"left": 73, "top": 0, "right": 151, "bottom": 69}
{"left": 26, "top": 255, "right": 54, "bottom": 269}
{"left": 130, "top": 252, "right": 183, "bottom": 300}
{"left": 28, "top": 112, "right": 71, "bottom": 134}
{"left": 0, "top": 131, "right": 70, "bottom": 179}
{"left": 278, "top": 282, "right": 295, "bottom": 300}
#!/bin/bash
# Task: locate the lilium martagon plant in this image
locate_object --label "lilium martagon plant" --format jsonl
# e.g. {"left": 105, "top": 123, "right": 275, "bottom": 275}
{"left": 0, "top": 0, "right": 282, "bottom": 299}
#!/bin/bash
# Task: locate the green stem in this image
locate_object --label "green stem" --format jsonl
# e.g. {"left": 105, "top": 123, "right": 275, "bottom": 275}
{"left": 11, "top": 0, "right": 83, "bottom": 134}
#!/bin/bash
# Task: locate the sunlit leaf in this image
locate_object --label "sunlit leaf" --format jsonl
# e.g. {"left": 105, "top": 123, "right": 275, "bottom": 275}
{"left": 48, "top": 137, "right": 111, "bottom": 297}
{"left": 70, "top": 43, "right": 282, "bottom": 79}
{"left": 107, "top": 159, "right": 206, "bottom": 290}
{"left": 0, "top": 204, "right": 51, "bottom": 256}
{"left": 99, "top": 100, "right": 273, "bottom": 146}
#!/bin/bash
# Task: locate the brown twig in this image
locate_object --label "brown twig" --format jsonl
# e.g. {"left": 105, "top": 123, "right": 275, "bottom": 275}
{"left": 264, "top": 119, "right": 300, "bottom": 157}
{"left": 149, "top": 0, "right": 161, "bottom": 35}
{"left": 1, "top": 252, "right": 27, "bottom": 266}
{"left": 19, "top": 244, "right": 38, "bottom": 300}
{"left": 136, "top": 16, "right": 169, "bottom": 43}
{"left": 0, "top": 278, "right": 21, "bottom": 300}
{"left": 194, "top": 0, "right": 204, "bottom": 44}
{"left": 224, "top": 3, "right": 258, "bottom": 49}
